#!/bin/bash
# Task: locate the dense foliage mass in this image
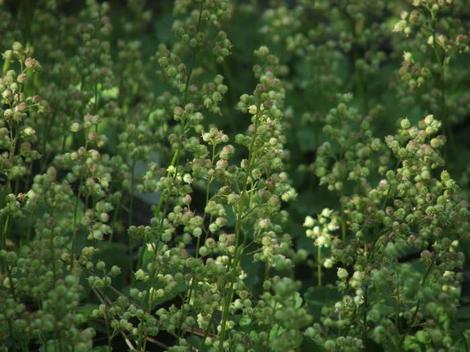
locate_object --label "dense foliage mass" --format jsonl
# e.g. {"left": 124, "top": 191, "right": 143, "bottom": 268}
{"left": 0, "top": 0, "right": 470, "bottom": 351}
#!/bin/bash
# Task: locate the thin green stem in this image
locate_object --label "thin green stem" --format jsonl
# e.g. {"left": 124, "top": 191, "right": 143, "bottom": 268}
{"left": 142, "top": 3, "right": 207, "bottom": 337}
{"left": 218, "top": 109, "right": 260, "bottom": 350}
{"left": 317, "top": 245, "right": 322, "bottom": 287}
{"left": 428, "top": 7, "right": 453, "bottom": 147}
{"left": 128, "top": 159, "right": 136, "bottom": 279}
{"left": 92, "top": 288, "right": 114, "bottom": 351}
{"left": 70, "top": 179, "right": 83, "bottom": 266}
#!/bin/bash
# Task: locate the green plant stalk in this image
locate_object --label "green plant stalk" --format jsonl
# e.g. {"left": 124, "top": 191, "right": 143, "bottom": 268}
{"left": 110, "top": 194, "right": 122, "bottom": 242}
{"left": 1, "top": 214, "right": 9, "bottom": 251}
{"left": 128, "top": 158, "right": 136, "bottom": 278}
{"left": 218, "top": 109, "right": 260, "bottom": 350}
{"left": 141, "top": 4, "right": 208, "bottom": 344}
{"left": 93, "top": 288, "right": 114, "bottom": 351}
{"left": 201, "top": 309, "right": 216, "bottom": 346}
{"left": 70, "top": 178, "right": 83, "bottom": 266}
{"left": 400, "top": 258, "right": 435, "bottom": 347}
{"left": 429, "top": 7, "right": 452, "bottom": 146}
{"left": 317, "top": 245, "right": 322, "bottom": 287}
{"left": 181, "top": 143, "right": 216, "bottom": 320}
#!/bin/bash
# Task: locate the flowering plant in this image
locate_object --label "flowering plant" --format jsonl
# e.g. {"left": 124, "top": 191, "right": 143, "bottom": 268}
{"left": 0, "top": 1, "right": 469, "bottom": 351}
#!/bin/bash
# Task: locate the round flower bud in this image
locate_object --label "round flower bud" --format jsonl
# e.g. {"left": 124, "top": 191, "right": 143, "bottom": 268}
{"left": 400, "top": 118, "right": 411, "bottom": 129}
{"left": 337, "top": 268, "right": 348, "bottom": 280}
{"left": 248, "top": 105, "right": 257, "bottom": 115}
{"left": 70, "top": 122, "right": 81, "bottom": 132}
{"left": 303, "top": 216, "right": 314, "bottom": 228}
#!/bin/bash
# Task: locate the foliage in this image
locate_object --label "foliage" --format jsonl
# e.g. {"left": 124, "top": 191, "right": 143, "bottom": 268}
{"left": 0, "top": 0, "right": 469, "bottom": 351}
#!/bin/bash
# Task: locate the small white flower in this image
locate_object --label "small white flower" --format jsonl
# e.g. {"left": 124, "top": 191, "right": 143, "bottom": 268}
{"left": 324, "top": 258, "right": 334, "bottom": 268}
{"left": 248, "top": 105, "right": 257, "bottom": 115}
{"left": 337, "top": 268, "right": 349, "bottom": 280}
{"left": 315, "top": 235, "right": 327, "bottom": 247}
{"left": 183, "top": 173, "right": 193, "bottom": 184}
{"left": 403, "top": 51, "right": 413, "bottom": 62}
{"left": 427, "top": 35, "right": 434, "bottom": 46}
{"left": 321, "top": 208, "right": 333, "bottom": 218}
{"left": 327, "top": 222, "right": 339, "bottom": 231}
{"left": 70, "top": 122, "right": 80, "bottom": 132}
{"left": 303, "top": 216, "right": 315, "bottom": 228}
{"left": 23, "top": 127, "right": 36, "bottom": 136}
{"left": 202, "top": 132, "right": 211, "bottom": 142}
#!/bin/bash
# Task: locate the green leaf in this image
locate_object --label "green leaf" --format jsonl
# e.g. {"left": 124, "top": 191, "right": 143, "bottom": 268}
{"left": 239, "top": 315, "right": 252, "bottom": 326}
{"left": 297, "top": 128, "right": 318, "bottom": 152}
{"left": 304, "top": 286, "right": 340, "bottom": 316}
{"left": 76, "top": 303, "right": 99, "bottom": 319}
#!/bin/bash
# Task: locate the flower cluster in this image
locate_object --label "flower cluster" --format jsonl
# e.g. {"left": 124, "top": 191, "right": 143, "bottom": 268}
{"left": 0, "top": 1, "right": 469, "bottom": 351}
{"left": 306, "top": 115, "right": 469, "bottom": 350}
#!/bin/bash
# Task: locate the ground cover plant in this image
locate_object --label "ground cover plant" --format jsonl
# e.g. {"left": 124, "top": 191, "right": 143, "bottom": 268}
{"left": 0, "top": 0, "right": 470, "bottom": 351}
